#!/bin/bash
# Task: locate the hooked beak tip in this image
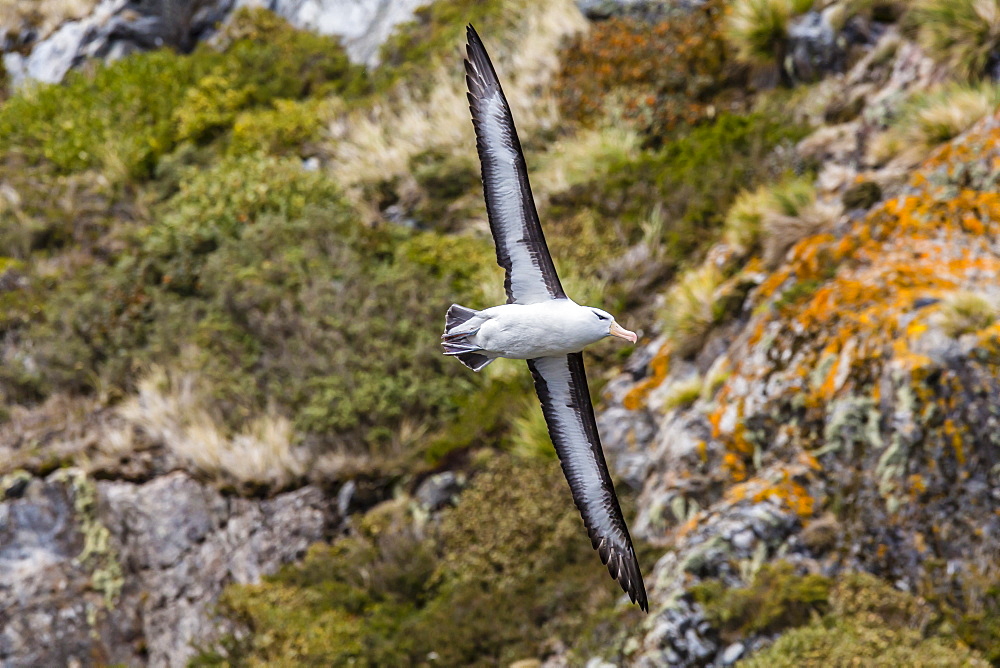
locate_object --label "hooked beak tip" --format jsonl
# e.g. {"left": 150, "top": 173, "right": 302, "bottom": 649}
{"left": 610, "top": 321, "right": 638, "bottom": 344}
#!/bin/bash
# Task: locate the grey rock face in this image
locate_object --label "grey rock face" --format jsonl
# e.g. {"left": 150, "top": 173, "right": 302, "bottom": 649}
{"left": 0, "top": 469, "right": 341, "bottom": 668}
{"left": 414, "top": 470, "right": 464, "bottom": 511}
{"left": 2, "top": 0, "right": 430, "bottom": 88}
{"left": 3, "top": 0, "right": 234, "bottom": 88}
{"left": 785, "top": 9, "right": 843, "bottom": 83}
{"left": 242, "top": 0, "right": 431, "bottom": 66}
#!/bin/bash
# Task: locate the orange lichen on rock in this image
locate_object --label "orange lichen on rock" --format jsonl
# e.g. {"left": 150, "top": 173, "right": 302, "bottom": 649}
{"left": 623, "top": 344, "right": 671, "bottom": 410}
{"left": 724, "top": 468, "right": 816, "bottom": 519}
{"left": 702, "top": 113, "right": 1000, "bottom": 521}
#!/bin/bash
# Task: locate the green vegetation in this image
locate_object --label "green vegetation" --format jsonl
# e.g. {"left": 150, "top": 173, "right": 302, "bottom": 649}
{"left": 722, "top": 175, "right": 835, "bottom": 268}
{"left": 910, "top": 0, "right": 1000, "bottom": 80}
{"left": 691, "top": 561, "right": 832, "bottom": 642}
{"left": 0, "top": 8, "right": 366, "bottom": 178}
{"left": 375, "top": 0, "right": 528, "bottom": 92}
{"left": 0, "top": 9, "right": 508, "bottom": 457}
{"left": 195, "top": 455, "right": 640, "bottom": 666}
{"left": 661, "top": 264, "right": 726, "bottom": 359}
{"left": 741, "top": 572, "right": 989, "bottom": 665}
{"left": 870, "top": 82, "right": 1000, "bottom": 164}
{"left": 938, "top": 291, "right": 1000, "bottom": 337}
{"left": 662, "top": 375, "right": 706, "bottom": 410}
{"left": 554, "top": 3, "right": 744, "bottom": 142}
{"left": 544, "top": 112, "right": 808, "bottom": 307}
{"left": 724, "top": 0, "right": 814, "bottom": 73}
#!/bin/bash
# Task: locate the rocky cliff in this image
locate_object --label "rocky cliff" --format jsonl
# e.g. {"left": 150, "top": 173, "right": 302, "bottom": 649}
{"left": 1, "top": 0, "right": 998, "bottom": 665}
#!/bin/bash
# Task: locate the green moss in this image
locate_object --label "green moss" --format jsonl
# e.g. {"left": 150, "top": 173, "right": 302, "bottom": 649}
{"left": 741, "top": 572, "right": 989, "bottom": 666}
{"left": 690, "top": 561, "right": 831, "bottom": 641}
{"left": 198, "top": 455, "right": 640, "bottom": 666}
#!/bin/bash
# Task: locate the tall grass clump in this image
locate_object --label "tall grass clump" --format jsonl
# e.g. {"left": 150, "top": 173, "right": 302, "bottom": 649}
{"left": 116, "top": 366, "right": 306, "bottom": 491}
{"left": 937, "top": 291, "right": 1000, "bottom": 336}
{"left": 723, "top": 176, "right": 839, "bottom": 267}
{"left": 661, "top": 263, "right": 726, "bottom": 359}
{"left": 868, "top": 82, "right": 1000, "bottom": 164}
{"left": 725, "top": 0, "right": 814, "bottom": 73}
{"left": 910, "top": 0, "right": 1000, "bottom": 80}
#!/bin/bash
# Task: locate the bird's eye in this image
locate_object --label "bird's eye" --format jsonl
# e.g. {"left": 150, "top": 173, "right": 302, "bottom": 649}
{"left": 593, "top": 311, "right": 609, "bottom": 321}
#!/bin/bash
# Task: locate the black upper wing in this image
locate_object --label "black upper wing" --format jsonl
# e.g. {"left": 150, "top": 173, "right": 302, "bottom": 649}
{"left": 465, "top": 24, "right": 565, "bottom": 304}
{"left": 527, "top": 353, "right": 648, "bottom": 611}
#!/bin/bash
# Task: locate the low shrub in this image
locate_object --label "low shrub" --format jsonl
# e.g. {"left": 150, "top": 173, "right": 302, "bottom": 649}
{"left": 690, "top": 561, "right": 832, "bottom": 642}
{"left": 198, "top": 455, "right": 637, "bottom": 665}
{"left": 554, "top": 3, "right": 744, "bottom": 141}
{"left": 740, "top": 572, "right": 989, "bottom": 665}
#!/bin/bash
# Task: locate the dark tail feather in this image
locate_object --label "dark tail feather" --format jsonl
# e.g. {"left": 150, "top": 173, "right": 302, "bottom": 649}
{"left": 455, "top": 351, "right": 493, "bottom": 372}
{"left": 443, "top": 304, "right": 492, "bottom": 370}
{"left": 445, "top": 304, "right": 479, "bottom": 332}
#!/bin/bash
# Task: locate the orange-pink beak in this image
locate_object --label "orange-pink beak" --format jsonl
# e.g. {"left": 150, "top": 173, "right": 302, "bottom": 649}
{"left": 609, "top": 321, "right": 637, "bottom": 344}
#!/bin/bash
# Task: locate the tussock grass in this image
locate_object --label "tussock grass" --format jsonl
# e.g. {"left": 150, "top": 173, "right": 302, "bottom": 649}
{"left": 762, "top": 177, "right": 840, "bottom": 267}
{"left": 937, "top": 291, "right": 1000, "bottom": 336}
{"left": 118, "top": 367, "right": 306, "bottom": 489}
{"left": 724, "top": 176, "right": 840, "bottom": 267}
{"left": 532, "top": 125, "right": 641, "bottom": 194}
{"left": 725, "top": 0, "right": 814, "bottom": 69}
{"left": 509, "top": 402, "right": 557, "bottom": 461}
{"left": 868, "top": 82, "right": 1000, "bottom": 165}
{"left": 911, "top": 0, "right": 1000, "bottom": 80}
{"left": 724, "top": 186, "right": 774, "bottom": 256}
{"left": 661, "top": 263, "right": 727, "bottom": 359}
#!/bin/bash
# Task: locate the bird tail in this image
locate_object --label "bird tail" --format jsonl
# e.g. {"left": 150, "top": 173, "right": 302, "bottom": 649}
{"left": 442, "top": 304, "right": 494, "bottom": 372}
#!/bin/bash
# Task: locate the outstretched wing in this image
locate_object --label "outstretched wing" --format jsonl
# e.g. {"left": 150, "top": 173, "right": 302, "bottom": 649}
{"left": 465, "top": 24, "right": 565, "bottom": 305}
{"left": 527, "top": 353, "right": 648, "bottom": 611}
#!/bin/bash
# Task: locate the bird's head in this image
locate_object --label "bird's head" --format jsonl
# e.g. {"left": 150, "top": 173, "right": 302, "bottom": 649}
{"left": 589, "top": 308, "right": 637, "bottom": 344}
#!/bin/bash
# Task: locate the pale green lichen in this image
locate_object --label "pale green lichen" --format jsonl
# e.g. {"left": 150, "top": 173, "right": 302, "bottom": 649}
{"left": 53, "top": 469, "right": 124, "bottom": 610}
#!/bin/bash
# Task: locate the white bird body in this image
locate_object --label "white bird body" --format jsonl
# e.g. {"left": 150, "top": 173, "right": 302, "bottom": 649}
{"left": 441, "top": 25, "right": 648, "bottom": 612}
{"left": 462, "top": 301, "right": 615, "bottom": 359}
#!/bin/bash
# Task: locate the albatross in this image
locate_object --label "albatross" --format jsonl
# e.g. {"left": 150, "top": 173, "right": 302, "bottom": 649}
{"left": 441, "top": 24, "right": 648, "bottom": 612}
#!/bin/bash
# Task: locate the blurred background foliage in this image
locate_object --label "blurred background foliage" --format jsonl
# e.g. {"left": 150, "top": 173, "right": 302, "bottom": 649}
{"left": 4, "top": 0, "right": 998, "bottom": 663}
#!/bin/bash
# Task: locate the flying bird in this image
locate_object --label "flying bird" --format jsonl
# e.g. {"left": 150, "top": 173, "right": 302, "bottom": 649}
{"left": 442, "top": 24, "right": 647, "bottom": 612}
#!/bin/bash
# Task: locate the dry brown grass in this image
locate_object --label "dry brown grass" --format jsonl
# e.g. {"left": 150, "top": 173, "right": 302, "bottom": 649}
{"left": 323, "top": 0, "right": 587, "bottom": 217}
{"left": 116, "top": 366, "right": 307, "bottom": 489}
